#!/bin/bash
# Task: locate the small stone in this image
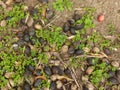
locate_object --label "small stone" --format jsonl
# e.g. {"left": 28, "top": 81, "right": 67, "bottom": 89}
{"left": 61, "top": 45, "right": 68, "bottom": 53}
{"left": 6, "top": 0, "right": 13, "bottom": 5}
{"left": 86, "top": 83, "right": 94, "bottom": 90}
{"left": 9, "top": 79, "right": 14, "bottom": 87}
{"left": 56, "top": 81, "right": 63, "bottom": 89}
{"left": 34, "top": 24, "right": 42, "bottom": 29}
{"left": 71, "top": 84, "right": 77, "bottom": 90}
{"left": 26, "top": 15, "right": 34, "bottom": 27}
{"left": 111, "top": 61, "right": 119, "bottom": 68}
{"left": 0, "top": 20, "right": 7, "bottom": 27}
{"left": 86, "top": 66, "right": 94, "bottom": 75}
{"left": 12, "top": 43, "right": 19, "bottom": 51}
{"left": 5, "top": 72, "right": 13, "bottom": 78}
{"left": 50, "top": 75, "right": 58, "bottom": 81}
{"left": 93, "top": 47, "right": 100, "bottom": 53}
{"left": 83, "top": 47, "right": 90, "bottom": 53}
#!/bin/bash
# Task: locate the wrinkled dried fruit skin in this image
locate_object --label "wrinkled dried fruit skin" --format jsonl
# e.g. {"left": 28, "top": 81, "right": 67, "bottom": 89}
{"left": 63, "top": 23, "right": 70, "bottom": 32}
{"left": 70, "top": 27, "right": 76, "bottom": 35}
{"left": 108, "top": 77, "right": 119, "bottom": 85}
{"left": 108, "top": 70, "right": 115, "bottom": 78}
{"left": 24, "top": 45, "right": 31, "bottom": 56}
{"left": 23, "top": 82, "right": 31, "bottom": 90}
{"left": 51, "top": 66, "right": 63, "bottom": 75}
{"left": 43, "top": 66, "right": 52, "bottom": 76}
{"left": 75, "top": 49, "right": 84, "bottom": 55}
{"left": 68, "top": 46, "right": 75, "bottom": 55}
{"left": 33, "top": 79, "right": 42, "bottom": 87}
{"left": 50, "top": 81, "right": 57, "bottom": 90}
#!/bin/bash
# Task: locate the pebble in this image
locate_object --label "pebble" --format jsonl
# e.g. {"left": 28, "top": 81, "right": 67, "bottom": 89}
{"left": 12, "top": 43, "right": 19, "bottom": 51}
{"left": 86, "top": 83, "right": 94, "bottom": 90}
{"left": 34, "top": 24, "right": 42, "bottom": 30}
{"left": 86, "top": 66, "right": 94, "bottom": 75}
{"left": 50, "top": 75, "right": 58, "bottom": 81}
{"left": 83, "top": 47, "right": 90, "bottom": 53}
{"left": 111, "top": 61, "right": 119, "bottom": 68}
{"left": 5, "top": 72, "right": 13, "bottom": 78}
{"left": 56, "top": 81, "right": 63, "bottom": 89}
{"left": 93, "top": 47, "right": 100, "bottom": 53}
{"left": 0, "top": 20, "right": 7, "bottom": 27}
{"left": 6, "top": 0, "right": 13, "bottom": 5}
{"left": 61, "top": 45, "right": 68, "bottom": 53}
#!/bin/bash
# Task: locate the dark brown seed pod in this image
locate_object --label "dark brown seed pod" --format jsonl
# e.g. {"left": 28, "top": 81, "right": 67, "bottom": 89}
{"left": 43, "top": 66, "right": 52, "bottom": 76}
{"left": 107, "top": 77, "right": 119, "bottom": 85}
{"left": 68, "top": 46, "right": 75, "bottom": 55}
{"left": 103, "top": 48, "right": 111, "bottom": 55}
{"left": 24, "top": 45, "right": 31, "bottom": 56}
{"left": 23, "top": 82, "right": 31, "bottom": 90}
{"left": 75, "top": 24, "right": 84, "bottom": 30}
{"left": 63, "top": 23, "right": 70, "bottom": 32}
{"left": 75, "top": 49, "right": 84, "bottom": 55}
{"left": 70, "top": 27, "right": 76, "bottom": 35}
{"left": 73, "top": 14, "right": 81, "bottom": 21}
{"left": 107, "top": 70, "right": 115, "bottom": 78}
{"left": 33, "top": 79, "right": 42, "bottom": 87}
{"left": 51, "top": 66, "right": 63, "bottom": 75}
{"left": 116, "top": 70, "right": 120, "bottom": 79}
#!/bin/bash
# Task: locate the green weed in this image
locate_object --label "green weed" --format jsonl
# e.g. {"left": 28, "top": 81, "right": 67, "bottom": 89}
{"left": 53, "top": 0, "right": 73, "bottom": 11}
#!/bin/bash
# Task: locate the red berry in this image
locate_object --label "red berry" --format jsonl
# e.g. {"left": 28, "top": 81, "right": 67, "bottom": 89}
{"left": 98, "top": 14, "right": 104, "bottom": 22}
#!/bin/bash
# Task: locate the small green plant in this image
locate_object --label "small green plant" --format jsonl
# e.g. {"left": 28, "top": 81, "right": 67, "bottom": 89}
{"left": 108, "top": 24, "right": 115, "bottom": 35}
{"left": 6, "top": 4, "right": 26, "bottom": 27}
{"left": 53, "top": 0, "right": 73, "bottom": 11}
{"left": 0, "top": 52, "right": 35, "bottom": 87}
{"left": 36, "top": 27, "right": 66, "bottom": 50}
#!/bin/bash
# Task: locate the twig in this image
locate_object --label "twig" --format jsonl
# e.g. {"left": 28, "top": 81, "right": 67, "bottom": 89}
{"left": 71, "top": 67, "right": 82, "bottom": 90}
{"left": 44, "top": 13, "right": 62, "bottom": 28}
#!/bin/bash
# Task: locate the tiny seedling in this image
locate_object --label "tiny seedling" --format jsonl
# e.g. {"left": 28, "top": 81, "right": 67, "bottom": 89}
{"left": 53, "top": 0, "right": 73, "bottom": 11}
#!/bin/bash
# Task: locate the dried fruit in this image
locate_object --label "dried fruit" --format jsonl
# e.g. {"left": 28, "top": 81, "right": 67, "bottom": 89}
{"left": 63, "top": 23, "right": 70, "bottom": 32}
{"left": 75, "top": 49, "right": 84, "bottom": 55}
{"left": 24, "top": 45, "right": 31, "bottom": 56}
{"left": 50, "top": 81, "right": 57, "bottom": 90}
{"left": 51, "top": 66, "right": 63, "bottom": 75}
{"left": 97, "top": 14, "right": 104, "bottom": 22}
{"left": 43, "top": 66, "right": 52, "bottom": 76}
{"left": 68, "top": 46, "right": 75, "bottom": 55}
{"left": 70, "top": 27, "right": 76, "bottom": 35}
{"left": 33, "top": 79, "right": 42, "bottom": 87}
{"left": 23, "top": 82, "right": 31, "bottom": 90}
{"left": 108, "top": 77, "right": 119, "bottom": 85}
